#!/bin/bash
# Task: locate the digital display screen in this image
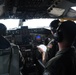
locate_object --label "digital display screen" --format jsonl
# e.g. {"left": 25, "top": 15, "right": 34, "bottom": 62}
{"left": 36, "top": 35, "right": 41, "bottom": 39}
{"left": 35, "top": 35, "right": 42, "bottom": 41}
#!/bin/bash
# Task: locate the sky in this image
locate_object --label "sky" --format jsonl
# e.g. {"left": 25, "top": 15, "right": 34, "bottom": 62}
{"left": 0, "top": 18, "right": 75, "bottom": 30}
{"left": 0, "top": 19, "right": 54, "bottom": 30}
{"left": 0, "top": 19, "right": 19, "bottom": 30}
{"left": 23, "top": 18, "right": 54, "bottom": 28}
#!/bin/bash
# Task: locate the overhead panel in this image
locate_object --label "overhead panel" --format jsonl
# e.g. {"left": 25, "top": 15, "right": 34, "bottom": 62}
{"left": 0, "top": 0, "right": 76, "bottom": 19}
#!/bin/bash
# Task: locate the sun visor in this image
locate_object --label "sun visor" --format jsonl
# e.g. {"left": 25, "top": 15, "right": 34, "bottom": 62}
{"left": 48, "top": 7, "right": 65, "bottom": 16}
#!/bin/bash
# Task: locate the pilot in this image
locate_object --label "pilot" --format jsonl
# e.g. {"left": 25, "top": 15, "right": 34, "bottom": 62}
{"left": 36, "top": 20, "right": 60, "bottom": 63}
{"left": 43, "top": 20, "right": 76, "bottom": 75}
{"left": 47, "top": 20, "right": 59, "bottom": 60}
{"left": 0, "top": 23, "right": 11, "bottom": 49}
{"left": 0, "top": 23, "right": 19, "bottom": 75}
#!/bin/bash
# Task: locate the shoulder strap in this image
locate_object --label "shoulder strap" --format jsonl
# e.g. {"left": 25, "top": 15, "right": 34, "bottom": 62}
{"left": 9, "top": 44, "right": 19, "bottom": 75}
{"left": 0, "top": 47, "right": 11, "bottom": 75}
{"left": 8, "top": 47, "right": 12, "bottom": 73}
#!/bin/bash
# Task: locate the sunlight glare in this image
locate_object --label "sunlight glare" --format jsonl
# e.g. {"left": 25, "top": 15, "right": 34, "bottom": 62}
{"left": 0, "top": 19, "right": 19, "bottom": 30}
{"left": 23, "top": 19, "right": 54, "bottom": 28}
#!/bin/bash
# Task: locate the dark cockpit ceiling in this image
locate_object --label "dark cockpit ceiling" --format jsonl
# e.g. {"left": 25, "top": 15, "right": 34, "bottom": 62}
{"left": 0, "top": 0, "right": 76, "bottom": 19}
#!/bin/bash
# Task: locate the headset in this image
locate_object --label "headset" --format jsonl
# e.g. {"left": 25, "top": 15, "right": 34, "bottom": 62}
{"left": 53, "top": 22, "right": 63, "bottom": 42}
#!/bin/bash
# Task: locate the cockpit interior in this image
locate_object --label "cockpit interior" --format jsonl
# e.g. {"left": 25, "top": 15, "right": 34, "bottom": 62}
{"left": 0, "top": 0, "right": 76, "bottom": 75}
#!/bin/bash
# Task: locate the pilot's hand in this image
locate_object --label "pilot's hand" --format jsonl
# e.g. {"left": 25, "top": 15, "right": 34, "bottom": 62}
{"left": 37, "top": 44, "right": 47, "bottom": 53}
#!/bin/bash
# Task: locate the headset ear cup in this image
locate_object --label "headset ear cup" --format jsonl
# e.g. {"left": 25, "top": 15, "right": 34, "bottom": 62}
{"left": 52, "top": 21, "right": 63, "bottom": 42}
{"left": 53, "top": 30, "right": 63, "bottom": 42}
{"left": 57, "top": 30, "right": 63, "bottom": 42}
